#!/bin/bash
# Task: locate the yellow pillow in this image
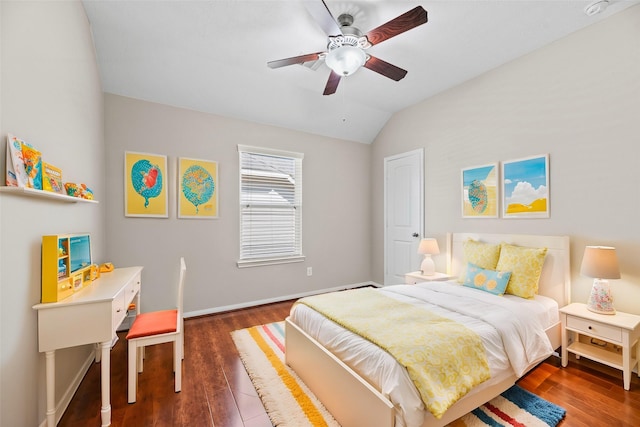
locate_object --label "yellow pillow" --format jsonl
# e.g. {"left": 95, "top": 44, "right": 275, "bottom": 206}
{"left": 458, "top": 239, "right": 501, "bottom": 283}
{"left": 495, "top": 243, "right": 547, "bottom": 298}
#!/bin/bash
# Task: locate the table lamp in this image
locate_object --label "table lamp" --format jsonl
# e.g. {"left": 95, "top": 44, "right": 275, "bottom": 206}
{"left": 580, "top": 245, "right": 620, "bottom": 315}
{"left": 418, "top": 238, "right": 440, "bottom": 276}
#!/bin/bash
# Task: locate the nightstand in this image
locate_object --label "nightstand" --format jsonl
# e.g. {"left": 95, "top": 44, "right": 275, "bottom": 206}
{"left": 404, "top": 271, "right": 454, "bottom": 284}
{"left": 560, "top": 302, "right": 640, "bottom": 390}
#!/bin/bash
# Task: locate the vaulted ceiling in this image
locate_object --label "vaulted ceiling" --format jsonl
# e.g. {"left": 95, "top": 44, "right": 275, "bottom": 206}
{"left": 83, "top": 0, "right": 639, "bottom": 143}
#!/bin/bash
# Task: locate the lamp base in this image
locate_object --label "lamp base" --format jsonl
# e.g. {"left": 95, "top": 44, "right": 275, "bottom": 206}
{"left": 420, "top": 255, "right": 435, "bottom": 276}
{"left": 587, "top": 278, "right": 616, "bottom": 315}
{"left": 586, "top": 305, "right": 616, "bottom": 315}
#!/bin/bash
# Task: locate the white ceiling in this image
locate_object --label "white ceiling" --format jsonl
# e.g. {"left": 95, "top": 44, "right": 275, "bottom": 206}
{"left": 82, "top": 0, "right": 639, "bottom": 144}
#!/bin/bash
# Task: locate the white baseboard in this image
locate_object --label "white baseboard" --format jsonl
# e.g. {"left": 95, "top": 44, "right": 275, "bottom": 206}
{"left": 184, "top": 281, "right": 380, "bottom": 318}
{"left": 38, "top": 349, "right": 95, "bottom": 427}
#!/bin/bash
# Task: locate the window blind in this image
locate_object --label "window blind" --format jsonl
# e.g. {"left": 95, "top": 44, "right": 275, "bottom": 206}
{"left": 238, "top": 145, "right": 303, "bottom": 266}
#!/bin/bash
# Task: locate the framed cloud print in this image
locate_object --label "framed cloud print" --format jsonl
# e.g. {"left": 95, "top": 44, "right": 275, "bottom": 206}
{"left": 462, "top": 163, "right": 498, "bottom": 218}
{"left": 501, "top": 154, "right": 549, "bottom": 218}
{"left": 178, "top": 157, "right": 218, "bottom": 219}
{"left": 124, "top": 151, "right": 168, "bottom": 218}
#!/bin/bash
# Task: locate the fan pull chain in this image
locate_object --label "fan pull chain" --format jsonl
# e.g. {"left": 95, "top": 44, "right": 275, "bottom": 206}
{"left": 341, "top": 78, "right": 348, "bottom": 123}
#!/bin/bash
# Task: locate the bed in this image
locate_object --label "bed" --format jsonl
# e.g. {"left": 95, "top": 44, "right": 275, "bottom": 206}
{"left": 285, "top": 232, "right": 570, "bottom": 427}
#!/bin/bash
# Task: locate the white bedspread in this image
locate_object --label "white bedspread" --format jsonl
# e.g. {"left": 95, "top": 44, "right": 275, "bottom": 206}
{"left": 289, "top": 282, "right": 557, "bottom": 427}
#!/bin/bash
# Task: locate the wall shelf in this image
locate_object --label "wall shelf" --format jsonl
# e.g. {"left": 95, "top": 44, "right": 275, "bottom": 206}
{"left": 0, "top": 186, "right": 98, "bottom": 203}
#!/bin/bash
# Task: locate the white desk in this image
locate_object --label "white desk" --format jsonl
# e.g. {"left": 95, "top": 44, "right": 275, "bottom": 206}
{"left": 33, "top": 266, "right": 143, "bottom": 427}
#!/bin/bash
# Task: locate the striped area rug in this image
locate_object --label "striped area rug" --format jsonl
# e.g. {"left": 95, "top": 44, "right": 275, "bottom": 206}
{"left": 231, "top": 321, "right": 339, "bottom": 427}
{"left": 448, "top": 385, "right": 566, "bottom": 427}
{"left": 231, "top": 321, "right": 565, "bottom": 427}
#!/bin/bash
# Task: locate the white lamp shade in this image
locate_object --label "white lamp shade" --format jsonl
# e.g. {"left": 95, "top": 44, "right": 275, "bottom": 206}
{"left": 418, "top": 238, "right": 440, "bottom": 255}
{"left": 580, "top": 246, "right": 620, "bottom": 279}
{"left": 325, "top": 46, "right": 366, "bottom": 76}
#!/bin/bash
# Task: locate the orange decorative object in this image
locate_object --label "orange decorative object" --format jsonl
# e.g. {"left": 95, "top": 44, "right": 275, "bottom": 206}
{"left": 64, "top": 182, "right": 94, "bottom": 199}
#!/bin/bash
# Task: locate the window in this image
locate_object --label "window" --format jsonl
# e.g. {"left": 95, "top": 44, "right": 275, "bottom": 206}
{"left": 237, "top": 145, "right": 304, "bottom": 267}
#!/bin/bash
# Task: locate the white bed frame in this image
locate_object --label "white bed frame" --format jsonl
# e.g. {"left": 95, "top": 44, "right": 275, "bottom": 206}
{"left": 285, "top": 232, "right": 570, "bottom": 427}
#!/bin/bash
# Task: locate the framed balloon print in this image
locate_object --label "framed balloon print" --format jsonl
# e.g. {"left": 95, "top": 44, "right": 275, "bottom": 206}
{"left": 124, "top": 151, "right": 168, "bottom": 218}
{"left": 461, "top": 163, "right": 499, "bottom": 218}
{"left": 178, "top": 157, "right": 218, "bottom": 219}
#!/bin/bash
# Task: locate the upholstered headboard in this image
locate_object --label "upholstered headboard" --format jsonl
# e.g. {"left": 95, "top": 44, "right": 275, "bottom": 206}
{"left": 447, "top": 233, "right": 571, "bottom": 308}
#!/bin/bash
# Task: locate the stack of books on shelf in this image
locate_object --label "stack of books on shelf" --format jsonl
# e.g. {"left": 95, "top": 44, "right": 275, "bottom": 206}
{"left": 5, "top": 133, "right": 64, "bottom": 194}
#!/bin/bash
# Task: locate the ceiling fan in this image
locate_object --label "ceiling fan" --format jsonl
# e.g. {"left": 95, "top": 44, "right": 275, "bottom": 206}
{"left": 267, "top": 1, "right": 428, "bottom": 95}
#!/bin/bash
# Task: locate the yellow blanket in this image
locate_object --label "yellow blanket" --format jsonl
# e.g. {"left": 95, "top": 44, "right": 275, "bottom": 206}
{"left": 297, "top": 288, "right": 490, "bottom": 419}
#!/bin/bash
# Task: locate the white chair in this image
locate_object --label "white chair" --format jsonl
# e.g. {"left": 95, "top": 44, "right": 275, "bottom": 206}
{"left": 126, "top": 257, "right": 186, "bottom": 403}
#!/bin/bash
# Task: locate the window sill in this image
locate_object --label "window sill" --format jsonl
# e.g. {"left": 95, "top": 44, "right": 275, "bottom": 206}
{"left": 237, "top": 255, "right": 306, "bottom": 268}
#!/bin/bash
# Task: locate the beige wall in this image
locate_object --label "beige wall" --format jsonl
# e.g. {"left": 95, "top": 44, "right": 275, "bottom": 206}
{"left": 0, "top": 1, "right": 105, "bottom": 425}
{"left": 104, "top": 94, "right": 372, "bottom": 316}
{"left": 372, "top": 5, "right": 640, "bottom": 314}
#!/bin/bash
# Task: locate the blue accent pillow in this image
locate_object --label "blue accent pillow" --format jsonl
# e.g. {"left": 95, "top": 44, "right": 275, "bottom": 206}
{"left": 462, "top": 262, "right": 512, "bottom": 296}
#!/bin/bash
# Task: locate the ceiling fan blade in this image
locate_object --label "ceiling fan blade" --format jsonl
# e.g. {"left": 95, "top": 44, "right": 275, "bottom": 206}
{"left": 323, "top": 71, "right": 341, "bottom": 95}
{"left": 267, "top": 52, "right": 324, "bottom": 69}
{"left": 304, "top": 0, "right": 343, "bottom": 37}
{"left": 365, "top": 6, "right": 428, "bottom": 46}
{"left": 364, "top": 56, "right": 408, "bottom": 81}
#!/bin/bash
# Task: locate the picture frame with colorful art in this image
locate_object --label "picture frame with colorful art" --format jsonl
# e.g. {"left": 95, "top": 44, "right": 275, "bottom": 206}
{"left": 178, "top": 157, "right": 218, "bottom": 219}
{"left": 501, "top": 154, "right": 549, "bottom": 218}
{"left": 124, "top": 151, "right": 168, "bottom": 218}
{"left": 461, "top": 163, "right": 498, "bottom": 218}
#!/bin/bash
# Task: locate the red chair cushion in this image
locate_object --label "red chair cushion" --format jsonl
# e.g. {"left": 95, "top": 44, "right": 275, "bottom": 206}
{"left": 126, "top": 309, "right": 178, "bottom": 339}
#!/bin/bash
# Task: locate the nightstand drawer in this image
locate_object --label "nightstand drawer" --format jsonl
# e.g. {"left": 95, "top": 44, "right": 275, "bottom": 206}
{"left": 567, "top": 316, "right": 622, "bottom": 343}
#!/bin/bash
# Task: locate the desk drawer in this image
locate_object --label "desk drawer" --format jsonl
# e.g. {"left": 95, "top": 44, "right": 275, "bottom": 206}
{"left": 112, "top": 290, "right": 127, "bottom": 331}
{"left": 124, "top": 273, "right": 141, "bottom": 305}
{"left": 567, "top": 316, "right": 622, "bottom": 343}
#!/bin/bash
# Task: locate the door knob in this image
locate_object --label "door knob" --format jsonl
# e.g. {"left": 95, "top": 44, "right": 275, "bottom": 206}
{"left": 412, "top": 233, "right": 419, "bottom": 238}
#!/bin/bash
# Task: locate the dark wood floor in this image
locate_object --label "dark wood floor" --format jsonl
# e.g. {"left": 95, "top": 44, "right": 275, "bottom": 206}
{"left": 59, "top": 300, "right": 640, "bottom": 426}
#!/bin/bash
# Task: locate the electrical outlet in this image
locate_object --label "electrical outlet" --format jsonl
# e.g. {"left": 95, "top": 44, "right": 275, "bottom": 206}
{"left": 307, "top": 267, "right": 313, "bottom": 276}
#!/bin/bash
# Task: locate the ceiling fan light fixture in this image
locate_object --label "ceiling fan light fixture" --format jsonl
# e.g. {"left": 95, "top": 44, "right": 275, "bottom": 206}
{"left": 325, "top": 45, "right": 367, "bottom": 76}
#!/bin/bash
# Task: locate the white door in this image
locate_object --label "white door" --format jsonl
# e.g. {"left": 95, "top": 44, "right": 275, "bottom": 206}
{"left": 384, "top": 149, "right": 424, "bottom": 285}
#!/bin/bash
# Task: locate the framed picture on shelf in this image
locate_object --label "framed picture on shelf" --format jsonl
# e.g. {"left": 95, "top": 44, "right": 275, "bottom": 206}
{"left": 501, "top": 154, "right": 549, "bottom": 218}
{"left": 178, "top": 157, "right": 218, "bottom": 219}
{"left": 461, "top": 163, "right": 498, "bottom": 218}
{"left": 124, "top": 151, "right": 168, "bottom": 218}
